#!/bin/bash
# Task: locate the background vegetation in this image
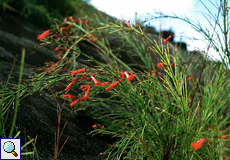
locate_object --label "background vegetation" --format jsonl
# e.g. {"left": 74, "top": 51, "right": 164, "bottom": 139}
{"left": 0, "top": 0, "right": 98, "bottom": 27}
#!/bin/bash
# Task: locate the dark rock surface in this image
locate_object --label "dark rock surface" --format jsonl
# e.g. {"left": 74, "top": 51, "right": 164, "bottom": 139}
{"left": 0, "top": 11, "right": 111, "bottom": 160}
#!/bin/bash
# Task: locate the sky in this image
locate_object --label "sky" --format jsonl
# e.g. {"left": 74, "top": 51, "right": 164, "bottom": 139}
{"left": 88, "top": 0, "right": 227, "bottom": 61}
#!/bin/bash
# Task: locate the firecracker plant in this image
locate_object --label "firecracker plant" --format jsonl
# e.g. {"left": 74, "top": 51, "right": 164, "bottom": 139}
{"left": 1, "top": 0, "right": 230, "bottom": 159}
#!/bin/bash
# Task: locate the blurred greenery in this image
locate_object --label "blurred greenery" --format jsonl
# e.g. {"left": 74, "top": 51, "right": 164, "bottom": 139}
{"left": 0, "top": 0, "right": 98, "bottom": 27}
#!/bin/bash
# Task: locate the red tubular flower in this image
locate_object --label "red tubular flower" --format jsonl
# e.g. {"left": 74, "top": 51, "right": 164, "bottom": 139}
{"left": 81, "top": 73, "right": 88, "bottom": 80}
{"left": 165, "top": 63, "right": 174, "bottom": 69}
{"left": 221, "top": 135, "right": 226, "bottom": 139}
{"left": 127, "top": 76, "right": 133, "bottom": 82}
{"left": 157, "top": 63, "right": 166, "bottom": 67}
{"left": 119, "top": 72, "right": 125, "bottom": 78}
{"left": 101, "top": 125, "right": 104, "bottom": 129}
{"left": 89, "top": 74, "right": 96, "bottom": 80}
{"left": 91, "top": 76, "right": 100, "bottom": 87}
{"left": 191, "top": 138, "right": 205, "bottom": 151}
{"left": 82, "top": 87, "right": 89, "bottom": 91}
{"left": 60, "top": 24, "right": 71, "bottom": 30}
{"left": 129, "top": 71, "right": 136, "bottom": 81}
{"left": 83, "top": 86, "right": 90, "bottom": 100}
{"left": 105, "top": 82, "right": 118, "bottom": 92}
{"left": 63, "top": 17, "right": 67, "bottom": 23}
{"left": 124, "top": 71, "right": 135, "bottom": 82}
{"left": 65, "top": 80, "right": 75, "bottom": 92}
{"left": 60, "top": 26, "right": 68, "bottom": 30}
{"left": 79, "top": 20, "right": 87, "bottom": 24}
{"left": 92, "top": 38, "right": 98, "bottom": 42}
{"left": 57, "top": 51, "right": 63, "bottom": 56}
{"left": 69, "top": 96, "right": 85, "bottom": 107}
{"left": 80, "top": 84, "right": 90, "bottom": 88}
{"left": 151, "top": 94, "right": 154, "bottom": 99}
{"left": 71, "top": 68, "right": 86, "bottom": 76}
{"left": 62, "top": 94, "right": 76, "bottom": 99}
{"left": 151, "top": 70, "right": 156, "bottom": 76}
{"left": 79, "top": 97, "right": 85, "bottom": 102}
{"left": 124, "top": 71, "right": 130, "bottom": 78}
{"left": 99, "top": 82, "right": 109, "bottom": 86}
{"left": 187, "top": 77, "right": 192, "bottom": 81}
{"left": 115, "top": 79, "right": 123, "bottom": 84}
{"left": 225, "top": 158, "right": 230, "bottom": 160}
{"left": 71, "top": 78, "right": 77, "bottom": 82}
{"left": 55, "top": 45, "right": 60, "bottom": 51}
{"left": 70, "top": 99, "right": 79, "bottom": 107}
{"left": 70, "top": 18, "right": 77, "bottom": 23}
{"left": 37, "top": 30, "right": 50, "bottom": 41}
{"left": 87, "top": 34, "right": 93, "bottom": 38}
{"left": 92, "top": 124, "right": 97, "bottom": 128}
{"left": 164, "top": 35, "right": 173, "bottom": 44}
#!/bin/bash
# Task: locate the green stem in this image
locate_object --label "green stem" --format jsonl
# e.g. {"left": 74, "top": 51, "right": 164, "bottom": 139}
{"left": 9, "top": 47, "right": 25, "bottom": 138}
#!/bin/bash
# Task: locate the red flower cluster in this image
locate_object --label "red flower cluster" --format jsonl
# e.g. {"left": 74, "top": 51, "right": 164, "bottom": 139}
{"left": 119, "top": 71, "right": 136, "bottom": 82}
{"left": 92, "top": 124, "right": 104, "bottom": 129}
{"left": 68, "top": 86, "right": 91, "bottom": 107}
{"left": 105, "top": 71, "right": 136, "bottom": 92}
{"left": 165, "top": 63, "right": 174, "bottom": 69}
{"left": 157, "top": 63, "right": 173, "bottom": 69}
{"left": 86, "top": 34, "right": 98, "bottom": 42}
{"left": 62, "top": 68, "right": 136, "bottom": 107}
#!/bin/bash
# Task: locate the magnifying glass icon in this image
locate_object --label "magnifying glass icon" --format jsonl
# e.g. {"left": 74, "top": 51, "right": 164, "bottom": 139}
{"left": 3, "top": 141, "right": 18, "bottom": 157}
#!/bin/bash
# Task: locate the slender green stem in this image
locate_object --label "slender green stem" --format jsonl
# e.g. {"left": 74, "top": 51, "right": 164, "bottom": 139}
{"left": 9, "top": 47, "right": 25, "bottom": 138}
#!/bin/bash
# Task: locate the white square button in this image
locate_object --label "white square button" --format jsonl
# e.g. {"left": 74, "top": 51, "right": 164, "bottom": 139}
{"left": 0, "top": 138, "right": 21, "bottom": 160}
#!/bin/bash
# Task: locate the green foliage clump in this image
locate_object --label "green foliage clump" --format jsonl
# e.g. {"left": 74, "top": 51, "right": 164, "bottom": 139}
{"left": 0, "top": 0, "right": 98, "bottom": 26}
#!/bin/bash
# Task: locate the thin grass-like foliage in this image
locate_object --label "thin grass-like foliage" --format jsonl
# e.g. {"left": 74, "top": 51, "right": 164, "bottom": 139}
{"left": 1, "top": 0, "right": 230, "bottom": 159}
